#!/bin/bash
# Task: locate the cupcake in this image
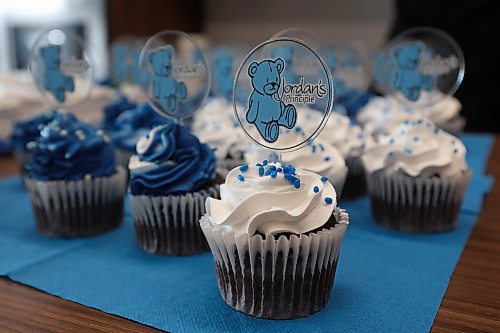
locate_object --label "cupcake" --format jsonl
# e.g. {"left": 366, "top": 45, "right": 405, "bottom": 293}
{"left": 200, "top": 162, "right": 349, "bottom": 319}
{"left": 304, "top": 108, "right": 373, "bottom": 200}
{"left": 129, "top": 122, "right": 221, "bottom": 255}
{"left": 415, "top": 92, "right": 465, "bottom": 136}
{"left": 25, "top": 113, "right": 127, "bottom": 238}
{"left": 11, "top": 110, "right": 64, "bottom": 180}
{"left": 362, "top": 118, "right": 471, "bottom": 233}
{"left": 244, "top": 130, "right": 348, "bottom": 197}
{"left": 192, "top": 97, "right": 250, "bottom": 175}
{"left": 110, "top": 103, "right": 168, "bottom": 168}
{"left": 101, "top": 95, "right": 137, "bottom": 131}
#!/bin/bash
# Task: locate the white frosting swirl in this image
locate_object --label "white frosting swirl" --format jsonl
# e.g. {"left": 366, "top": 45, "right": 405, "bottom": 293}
{"left": 415, "top": 92, "right": 462, "bottom": 126}
{"left": 205, "top": 162, "right": 337, "bottom": 239}
{"left": 361, "top": 117, "right": 468, "bottom": 177}
{"left": 301, "top": 107, "right": 373, "bottom": 158}
{"left": 192, "top": 97, "right": 250, "bottom": 160}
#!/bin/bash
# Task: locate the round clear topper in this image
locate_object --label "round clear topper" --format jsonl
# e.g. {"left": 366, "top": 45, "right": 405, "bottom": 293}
{"left": 233, "top": 38, "right": 333, "bottom": 152}
{"left": 381, "top": 27, "right": 464, "bottom": 107}
{"left": 325, "top": 43, "right": 370, "bottom": 104}
{"left": 29, "top": 29, "right": 94, "bottom": 107}
{"left": 138, "top": 30, "right": 210, "bottom": 119}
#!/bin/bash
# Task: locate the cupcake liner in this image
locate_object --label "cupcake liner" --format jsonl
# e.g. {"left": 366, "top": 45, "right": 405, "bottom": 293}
{"left": 25, "top": 167, "right": 127, "bottom": 238}
{"left": 341, "top": 156, "right": 367, "bottom": 201}
{"left": 13, "top": 148, "right": 30, "bottom": 186}
{"left": 200, "top": 208, "right": 349, "bottom": 319}
{"left": 130, "top": 184, "right": 220, "bottom": 256}
{"left": 366, "top": 169, "right": 472, "bottom": 233}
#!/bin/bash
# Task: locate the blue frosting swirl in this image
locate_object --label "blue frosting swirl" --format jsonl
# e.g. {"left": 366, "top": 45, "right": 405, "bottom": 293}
{"left": 129, "top": 123, "right": 217, "bottom": 196}
{"left": 111, "top": 103, "right": 169, "bottom": 153}
{"left": 27, "top": 114, "right": 117, "bottom": 181}
{"left": 102, "top": 95, "right": 137, "bottom": 130}
{"left": 11, "top": 110, "right": 64, "bottom": 151}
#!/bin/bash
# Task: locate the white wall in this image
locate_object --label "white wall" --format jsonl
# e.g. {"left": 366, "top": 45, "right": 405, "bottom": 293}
{"left": 204, "top": 0, "right": 394, "bottom": 52}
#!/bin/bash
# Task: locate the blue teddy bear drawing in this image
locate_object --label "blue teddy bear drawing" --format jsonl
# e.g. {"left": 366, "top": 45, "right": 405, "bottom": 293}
{"left": 40, "top": 45, "right": 74, "bottom": 103}
{"left": 149, "top": 46, "right": 187, "bottom": 113}
{"left": 392, "top": 42, "right": 434, "bottom": 101}
{"left": 213, "top": 51, "right": 234, "bottom": 102}
{"left": 246, "top": 58, "right": 297, "bottom": 143}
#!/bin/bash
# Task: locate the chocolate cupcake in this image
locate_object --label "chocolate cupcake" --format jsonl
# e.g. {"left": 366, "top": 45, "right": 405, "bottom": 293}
{"left": 200, "top": 162, "right": 349, "bottom": 319}
{"left": 129, "top": 122, "right": 221, "bottom": 255}
{"left": 25, "top": 113, "right": 127, "bottom": 238}
{"left": 362, "top": 118, "right": 471, "bottom": 233}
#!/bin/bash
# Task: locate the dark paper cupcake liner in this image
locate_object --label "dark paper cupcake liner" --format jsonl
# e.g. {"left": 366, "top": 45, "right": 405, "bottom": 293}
{"left": 130, "top": 184, "right": 220, "bottom": 256}
{"left": 366, "top": 169, "right": 472, "bottom": 233}
{"left": 13, "top": 148, "right": 30, "bottom": 187}
{"left": 200, "top": 208, "right": 349, "bottom": 319}
{"left": 25, "top": 167, "right": 127, "bottom": 238}
{"left": 340, "top": 156, "right": 367, "bottom": 201}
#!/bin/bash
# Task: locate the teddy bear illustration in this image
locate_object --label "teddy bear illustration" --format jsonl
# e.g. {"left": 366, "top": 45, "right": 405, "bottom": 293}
{"left": 213, "top": 50, "right": 234, "bottom": 102}
{"left": 149, "top": 46, "right": 187, "bottom": 113}
{"left": 246, "top": 57, "right": 297, "bottom": 143}
{"left": 113, "top": 44, "right": 130, "bottom": 83}
{"left": 392, "top": 42, "right": 434, "bottom": 101}
{"left": 40, "top": 45, "right": 74, "bottom": 103}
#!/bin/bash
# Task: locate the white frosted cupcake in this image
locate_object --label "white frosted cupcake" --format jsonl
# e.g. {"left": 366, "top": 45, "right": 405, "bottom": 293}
{"left": 414, "top": 92, "right": 465, "bottom": 136}
{"left": 362, "top": 117, "right": 471, "bottom": 233}
{"left": 244, "top": 131, "right": 348, "bottom": 197}
{"left": 303, "top": 108, "right": 373, "bottom": 200}
{"left": 192, "top": 97, "right": 250, "bottom": 175}
{"left": 200, "top": 161, "right": 349, "bottom": 319}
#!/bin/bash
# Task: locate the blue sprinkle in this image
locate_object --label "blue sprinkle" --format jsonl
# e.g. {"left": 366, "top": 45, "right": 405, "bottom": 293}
{"left": 417, "top": 119, "right": 424, "bottom": 124}
{"left": 259, "top": 166, "right": 264, "bottom": 176}
{"left": 265, "top": 168, "right": 273, "bottom": 176}
{"left": 276, "top": 167, "right": 283, "bottom": 173}
{"left": 295, "top": 126, "right": 302, "bottom": 133}
{"left": 413, "top": 136, "right": 419, "bottom": 142}
{"left": 271, "top": 171, "right": 277, "bottom": 178}
{"left": 404, "top": 148, "right": 412, "bottom": 155}
{"left": 262, "top": 159, "right": 268, "bottom": 166}
{"left": 404, "top": 120, "right": 409, "bottom": 125}
{"left": 319, "top": 144, "right": 325, "bottom": 152}
{"left": 284, "top": 174, "right": 297, "bottom": 183}
{"left": 312, "top": 145, "right": 317, "bottom": 153}
{"left": 358, "top": 133, "right": 364, "bottom": 139}
{"left": 453, "top": 148, "right": 458, "bottom": 154}
{"left": 389, "top": 138, "right": 395, "bottom": 144}
{"left": 294, "top": 179, "right": 301, "bottom": 189}
{"left": 451, "top": 140, "right": 456, "bottom": 144}
{"left": 270, "top": 165, "right": 276, "bottom": 171}
{"left": 324, "top": 156, "right": 331, "bottom": 161}
{"left": 237, "top": 175, "right": 245, "bottom": 181}
{"left": 313, "top": 186, "right": 319, "bottom": 193}
{"left": 325, "top": 197, "right": 333, "bottom": 204}
{"left": 434, "top": 127, "right": 440, "bottom": 134}
{"left": 256, "top": 163, "right": 262, "bottom": 167}
{"left": 388, "top": 151, "right": 395, "bottom": 157}
{"left": 289, "top": 166, "right": 296, "bottom": 174}
{"left": 239, "top": 164, "right": 249, "bottom": 172}
{"left": 321, "top": 176, "right": 328, "bottom": 182}
{"left": 283, "top": 166, "right": 290, "bottom": 174}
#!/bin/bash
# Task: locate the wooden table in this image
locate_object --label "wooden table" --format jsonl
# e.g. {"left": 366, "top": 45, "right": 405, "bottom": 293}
{"left": 1, "top": 140, "right": 500, "bottom": 332}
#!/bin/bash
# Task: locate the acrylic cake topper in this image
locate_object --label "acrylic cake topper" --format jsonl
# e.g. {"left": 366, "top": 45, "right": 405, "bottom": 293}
{"left": 325, "top": 44, "right": 370, "bottom": 104}
{"left": 138, "top": 30, "right": 210, "bottom": 120}
{"left": 233, "top": 37, "right": 333, "bottom": 152}
{"left": 29, "top": 29, "right": 94, "bottom": 107}
{"left": 377, "top": 27, "right": 464, "bottom": 107}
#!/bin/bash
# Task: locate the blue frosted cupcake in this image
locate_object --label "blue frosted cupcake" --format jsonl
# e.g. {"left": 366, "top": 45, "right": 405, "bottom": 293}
{"left": 129, "top": 123, "right": 221, "bottom": 255}
{"left": 110, "top": 103, "right": 168, "bottom": 168}
{"left": 11, "top": 110, "right": 63, "bottom": 179}
{"left": 25, "top": 113, "right": 127, "bottom": 238}
{"left": 101, "top": 95, "right": 137, "bottom": 131}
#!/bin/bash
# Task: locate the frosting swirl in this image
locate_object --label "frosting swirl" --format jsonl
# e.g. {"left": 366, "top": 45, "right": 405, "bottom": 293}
{"left": 111, "top": 103, "right": 169, "bottom": 152}
{"left": 102, "top": 95, "right": 137, "bottom": 130}
{"left": 414, "top": 92, "right": 462, "bottom": 126}
{"left": 192, "top": 97, "right": 249, "bottom": 160}
{"left": 361, "top": 118, "right": 468, "bottom": 177}
{"left": 129, "top": 123, "right": 217, "bottom": 196}
{"left": 206, "top": 162, "right": 337, "bottom": 239}
{"left": 11, "top": 110, "right": 63, "bottom": 150}
{"left": 27, "top": 113, "right": 117, "bottom": 181}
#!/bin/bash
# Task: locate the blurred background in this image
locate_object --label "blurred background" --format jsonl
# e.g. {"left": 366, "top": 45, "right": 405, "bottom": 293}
{"left": 0, "top": 0, "right": 499, "bottom": 135}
